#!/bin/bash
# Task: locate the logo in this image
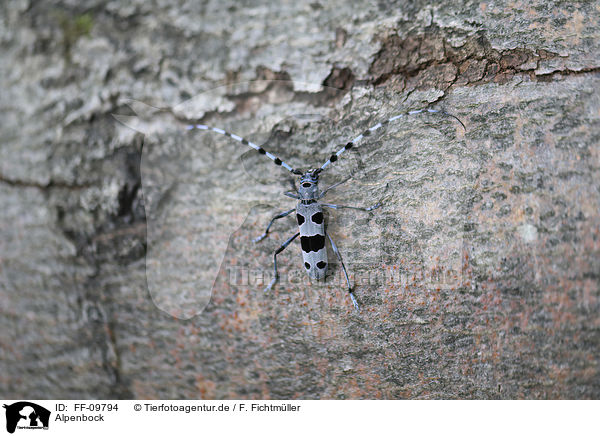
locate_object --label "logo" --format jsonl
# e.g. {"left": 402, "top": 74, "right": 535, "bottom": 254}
{"left": 3, "top": 402, "right": 50, "bottom": 434}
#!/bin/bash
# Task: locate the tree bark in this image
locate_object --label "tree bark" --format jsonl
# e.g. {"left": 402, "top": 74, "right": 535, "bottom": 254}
{"left": 1, "top": 0, "right": 598, "bottom": 399}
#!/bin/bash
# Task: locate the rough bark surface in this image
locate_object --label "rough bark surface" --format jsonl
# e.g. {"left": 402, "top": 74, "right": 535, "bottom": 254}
{"left": 1, "top": 0, "right": 599, "bottom": 399}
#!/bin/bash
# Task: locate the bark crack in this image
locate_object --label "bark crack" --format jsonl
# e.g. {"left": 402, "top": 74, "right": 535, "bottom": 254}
{"left": 0, "top": 173, "right": 92, "bottom": 190}
{"left": 368, "top": 30, "right": 597, "bottom": 92}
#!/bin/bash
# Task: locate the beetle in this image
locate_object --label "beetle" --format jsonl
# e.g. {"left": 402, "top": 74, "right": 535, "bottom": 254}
{"left": 186, "top": 108, "right": 464, "bottom": 309}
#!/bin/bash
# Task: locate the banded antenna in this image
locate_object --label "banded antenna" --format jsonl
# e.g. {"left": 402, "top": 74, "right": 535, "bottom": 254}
{"left": 185, "top": 124, "right": 303, "bottom": 175}
{"left": 319, "top": 108, "right": 466, "bottom": 171}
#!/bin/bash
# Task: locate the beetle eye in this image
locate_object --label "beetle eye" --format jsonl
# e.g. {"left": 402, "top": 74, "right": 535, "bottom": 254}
{"left": 302, "top": 183, "right": 312, "bottom": 188}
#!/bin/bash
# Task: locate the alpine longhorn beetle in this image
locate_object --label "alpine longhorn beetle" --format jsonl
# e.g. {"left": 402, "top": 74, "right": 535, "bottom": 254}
{"left": 185, "top": 108, "right": 464, "bottom": 310}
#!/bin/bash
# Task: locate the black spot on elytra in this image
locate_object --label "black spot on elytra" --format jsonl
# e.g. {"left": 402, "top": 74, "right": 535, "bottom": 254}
{"left": 302, "top": 182, "right": 311, "bottom": 188}
{"left": 329, "top": 154, "right": 337, "bottom": 162}
{"left": 301, "top": 235, "right": 325, "bottom": 253}
{"left": 296, "top": 213, "right": 305, "bottom": 225}
{"left": 241, "top": 139, "right": 249, "bottom": 145}
{"left": 345, "top": 142, "right": 353, "bottom": 150}
{"left": 257, "top": 147, "right": 266, "bottom": 154}
{"left": 362, "top": 129, "right": 371, "bottom": 136}
{"left": 304, "top": 262, "right": 310, "bottom": 269}
{"left": 316, "top": 261, "right": 327, "bottom": 269}
{"left": 311, "top": 212, "right": 323, "bottom": 224}
{"left": 274, "top": 158, "right": 282, "bottom": 165}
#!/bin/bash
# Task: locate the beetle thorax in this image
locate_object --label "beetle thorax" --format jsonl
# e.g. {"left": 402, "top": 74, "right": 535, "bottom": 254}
{"left": 298, "top": 171, "right": 320, "bottom": 201}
